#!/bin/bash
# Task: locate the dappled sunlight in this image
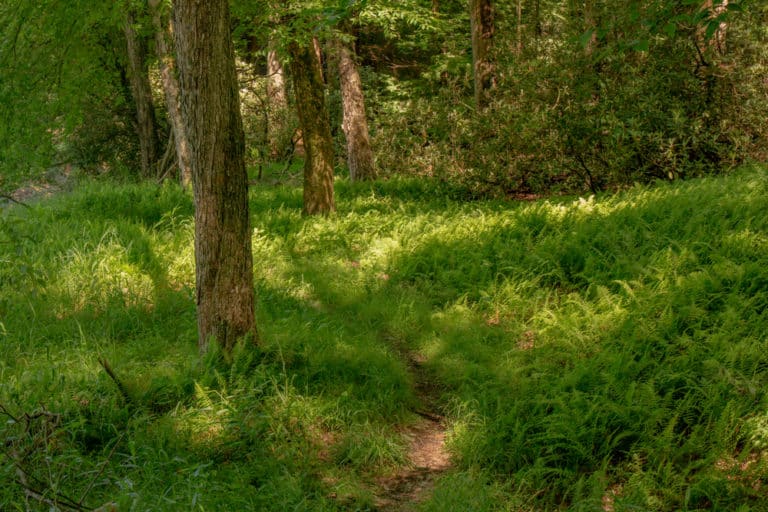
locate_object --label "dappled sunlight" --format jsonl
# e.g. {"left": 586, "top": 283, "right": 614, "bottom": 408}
{"left": 3, "top": 169, "right": 768, "bottom": 509}
{"left": 54, "top": 233, "right": 156, "bottom": 315}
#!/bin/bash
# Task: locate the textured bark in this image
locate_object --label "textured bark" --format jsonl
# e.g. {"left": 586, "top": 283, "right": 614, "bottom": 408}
{"left": 289, "top": 41, "right": 336, "bottom": 215}
{"left": 469, "top": 0, "right": 495, "bottom": 109}
{"left": 148, "top": 0, "right": 192, "bottom": 189}
{"left": 516, "top": 0, "right": 523, "bottom": 54}
{"left": 334, "top": 36, "right": 376, "bottom": 181}
{"left": 124, "top": 7, "right": 159, "bottom": 177}
{"left": 714, "top": 0, "right": 729, "bottom": 54}
{"left": 266, "top": 41, "right": 288, "bottom": 159}
{"left": 173, "top": 0, "right": 257, "bottom": 352}
{"left": 700, "top": 0, "right": 729, "bottom": 55}
{"left": 313, "top": 37, "right": 325, "bottom": 83}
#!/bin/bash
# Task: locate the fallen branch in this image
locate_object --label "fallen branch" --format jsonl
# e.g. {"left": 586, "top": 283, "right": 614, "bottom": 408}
{"left": 78, "top": 433, "right": 124, "bottom": 506}
{"left": 0, "top": 193, "right": 31, "bottom": 209}
{"left": 0, "top": 402, "right": 20, "bottom": 423}
{"left": 2, "top": 401, "right": 121, "bottom": 512}
{"left": 98, "top": 358, "right": 133, "bottom": 405}
{"left": 6, "top": 438, "right": 88, "bottom": 511}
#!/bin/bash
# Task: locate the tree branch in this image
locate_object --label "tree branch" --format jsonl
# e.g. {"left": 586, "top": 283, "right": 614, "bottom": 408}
{"left": 0, "top": 193, "right": 31, "bottom": 209}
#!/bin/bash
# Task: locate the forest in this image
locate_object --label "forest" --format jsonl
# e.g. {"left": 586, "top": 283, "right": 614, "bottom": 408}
{"left": 1, "top": 0, "right": 768, "bottom": 510}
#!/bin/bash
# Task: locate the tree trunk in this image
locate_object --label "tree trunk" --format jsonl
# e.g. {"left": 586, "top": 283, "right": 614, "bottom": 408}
{"left": 266, "top": 40, "right": 288, "bottom": 159}
{"left": 313, "top": 37, "right": 325, "bottom": 84}
{"left": 469, "top": 0, "right": 495, "bottom": 110}
{"left": 701, "top": 0, "right": 729, "bottom": 55}
{"left": 516, "top": 0, "right": 523, "bottom": 55}
{"left": 583, "top": 0, "right": 598, "bottom": 56}
{"left": 148, "top": 0, "right": 192, "bottom": 189}
{"left": 124, "top": 6, "right": 159, "bottom": 178}
{"left": 334, "top": 35, "right": 376, "bottom": 181}
{"left": 173, "top": 0, "right": 257, "bottom": 353}
{"left": 714, "top": 0, "right": 729, "bottom": 55}
{"left": 289, "top": 40, "right": 336, "bottom": 215}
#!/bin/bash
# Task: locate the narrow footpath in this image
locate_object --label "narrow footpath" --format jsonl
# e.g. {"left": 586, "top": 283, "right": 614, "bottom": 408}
{"left": 373, "top": 353, "right": 452, "bottom": 511}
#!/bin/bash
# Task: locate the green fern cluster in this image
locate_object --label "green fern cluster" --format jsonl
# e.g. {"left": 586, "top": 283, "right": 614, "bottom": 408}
{"left": 2, "top": 167, "right": 768, "bottom": 510}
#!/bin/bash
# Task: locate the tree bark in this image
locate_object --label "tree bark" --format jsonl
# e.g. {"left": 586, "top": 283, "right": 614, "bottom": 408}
{"left": 148, "top": 0, "right": 192, "bottom": 189}
{"left": 334, "top": 35, "right": 376, "bottom": 181}
{"left": 700, "top": 0, "right": 729, "bottom": 55}
{"left": 266, "top": 40, "right": 288, "bottom": 159}
{"left": 124, "top": 6, "right": 159, "bottom": 178}
{"left": 289, "top": 40, "right": 336, "bottom": 215}
{"left": 469, "top": 0, "right": 495, "bottom": 110}
{"left": 583, "top": 0, "right": 598, "bottom": 56}
{"left": 516, "top": 0, "right": 523, "bottom": 54}
{"left": 173, "top": 0, "right": 258, "bottom": 352}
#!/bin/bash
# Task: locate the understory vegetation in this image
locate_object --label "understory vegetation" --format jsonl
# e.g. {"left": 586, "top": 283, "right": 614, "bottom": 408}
{"left": 2, "top": 165, "right": 768, "bottom": 510}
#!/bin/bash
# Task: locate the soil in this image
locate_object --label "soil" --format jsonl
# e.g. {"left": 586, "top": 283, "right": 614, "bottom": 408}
{"left": 372, "top": 352, "right": 452, "bottom": 511}
{"left": 1, "top": 168, "right": 73, "bottom": 209}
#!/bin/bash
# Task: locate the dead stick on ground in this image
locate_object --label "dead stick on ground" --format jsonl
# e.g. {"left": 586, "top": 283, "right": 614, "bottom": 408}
{"left": 0, "top": 193, "right": 31, "bottom": 209}
{"left": 78, "top": 433, "right": 124, "bottom": 506}
{"left": 98, "top": 358, "right": 132, "bottom": 404}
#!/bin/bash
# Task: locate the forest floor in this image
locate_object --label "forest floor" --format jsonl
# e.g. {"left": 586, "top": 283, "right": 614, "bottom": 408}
{"left": 2, "top": 167, "right": 768, "bottom": 511}
{"left": 0, "top": 167, "right": 73, "bottom": 208}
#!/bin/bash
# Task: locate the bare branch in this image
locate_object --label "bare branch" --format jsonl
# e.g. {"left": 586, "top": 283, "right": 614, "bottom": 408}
{"left": 0, "top": 193, "right": 31, "bottom": 209}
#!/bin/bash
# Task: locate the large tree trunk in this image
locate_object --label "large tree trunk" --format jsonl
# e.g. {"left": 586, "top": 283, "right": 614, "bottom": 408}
{"left": 334, "top": 34, "right": 376, "bottom": 181}
{"left": 173, "top": 0, "right": 258, "bottom": 353}
{"left": 469, "top": 0, "right": 495, "bottom": 110}
{"left": 266, "top": 40, "right": 288, "bottom": 159}
{"left": 289, "top": 40, "right": 336, "bottom": 215}
{"left": 124, "top": 6, "right": 159, "bottom": 178}
{"left": 148, "top": 0, "right": 192, "bottom": 189}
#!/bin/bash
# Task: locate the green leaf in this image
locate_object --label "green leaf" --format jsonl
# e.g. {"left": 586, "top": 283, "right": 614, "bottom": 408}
{"left": 630, "top": 39, "right": 650, "bottom": 52}
{"left": 579, "top": 29, "right": 596, "bottom": 49}
{"left": 705, "top": 19, "right": 720, "bottom": 41}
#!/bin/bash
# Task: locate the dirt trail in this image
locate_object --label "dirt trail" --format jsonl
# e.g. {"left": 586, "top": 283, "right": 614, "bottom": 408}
{"left": 1, "top": 169, "right": 72, "bottom": 209}
{"left": 373, "top": 353, "right": 452, "bottom": 511}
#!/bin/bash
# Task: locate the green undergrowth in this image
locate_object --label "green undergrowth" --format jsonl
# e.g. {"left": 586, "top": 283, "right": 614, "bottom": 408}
{"left": 2, "top": 167, "right": 768, "bottom": 510}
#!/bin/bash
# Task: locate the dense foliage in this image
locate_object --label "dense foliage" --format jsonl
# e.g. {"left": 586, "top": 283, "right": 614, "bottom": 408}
{"left": 2, "top": 0, "right": 765, "bottom": 195}
{"left": 2, "top": 168, "right": 768, "bottom": 509}
{"left": 364, "top": 0, "right": 768, "bottom": 195}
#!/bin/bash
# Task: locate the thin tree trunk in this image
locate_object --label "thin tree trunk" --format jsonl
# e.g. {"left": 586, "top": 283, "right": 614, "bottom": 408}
{"left": 289, "top": 40, "right": 335, "bottom": 215}
{"left": 266, "top": 40, "right": 288, "bottom": 159}
{"left": 704, "top": 0, "right": 728, "bottom": 55}
{"left": 124, "top": 6, "right": 159, "bottom": 178}
{"left": 469, "top": 0, "right": 495, "bottom": 110}
{"left": 173, "top": 0, "right": 258, "bottom": 353}
{"left": 334, "top": 35, "right": 376, "bottom": 181}
{"left": 715, "top": 0, "right": 729, "bottom": 54}
{"left": 516, "top": 0, "right": 523, "bottom": 54}
{"left": 148, "top": 0, "right": 192, "bottom": 189}
{"left": 583, "top": 0, "right": 598, "bottom": 55}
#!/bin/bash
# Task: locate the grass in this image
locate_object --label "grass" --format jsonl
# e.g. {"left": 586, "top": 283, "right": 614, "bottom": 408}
{"left": 1, "top": 166, "right": 768, "bottom": 510}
